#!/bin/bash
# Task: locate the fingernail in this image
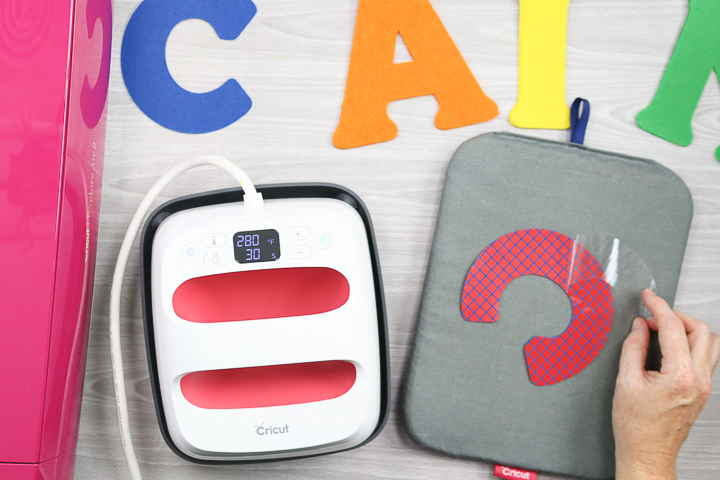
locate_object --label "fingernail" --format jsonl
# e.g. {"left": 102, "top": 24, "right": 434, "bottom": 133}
{"left": 632, "top": 318, "right": 643, "bottom": 331}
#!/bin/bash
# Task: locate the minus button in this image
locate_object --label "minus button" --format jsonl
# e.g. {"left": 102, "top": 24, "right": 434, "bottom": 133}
{"left": 287, "top": 245, "right": 311, "bottom": 260}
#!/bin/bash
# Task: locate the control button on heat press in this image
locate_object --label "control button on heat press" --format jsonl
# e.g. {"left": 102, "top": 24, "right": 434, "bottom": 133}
{"left": 182, "top": 244, "right": 199, "bottom": 260}
{"left": 202, "top": 233, "right": 227, "bottom": 248}
{"left": 287, "top": 245, "right": 312, "bottom": 260}
{"left": 204, "top": 252, "right": 229, "bottom": 267}
{"left": 286, "top": 226, "right": 310, "bottom": 241}
{"left": 315, "top": 232, "right": 332, "bottom": 250}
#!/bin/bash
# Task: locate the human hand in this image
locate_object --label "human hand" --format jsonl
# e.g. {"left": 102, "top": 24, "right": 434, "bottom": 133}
{"left": 613, "top": 289, "right": 720, "bottom": 480}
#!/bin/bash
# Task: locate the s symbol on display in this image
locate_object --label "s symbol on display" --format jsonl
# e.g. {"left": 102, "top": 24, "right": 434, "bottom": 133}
{"left": 461, "top": 229, "right": 614, "bottom": 386}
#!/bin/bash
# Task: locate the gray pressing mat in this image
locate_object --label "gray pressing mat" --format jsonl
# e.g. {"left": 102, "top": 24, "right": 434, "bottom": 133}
{"left": 403, "top": 132, "right": 693, "bottom": 479}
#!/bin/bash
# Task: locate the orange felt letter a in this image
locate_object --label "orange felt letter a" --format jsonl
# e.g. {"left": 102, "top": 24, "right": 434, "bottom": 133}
{"left": 333, "top": 0, "right": 498, "bottom": 149}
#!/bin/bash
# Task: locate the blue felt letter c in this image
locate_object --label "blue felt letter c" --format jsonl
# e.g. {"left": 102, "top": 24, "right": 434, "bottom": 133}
{"left": 121, "top": 0, "right": 256, "bottom": 134}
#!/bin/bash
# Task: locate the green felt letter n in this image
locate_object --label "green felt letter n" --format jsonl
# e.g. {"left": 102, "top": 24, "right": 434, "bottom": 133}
{"left": 636, "top": 0, "right": 720, "bottom": 160}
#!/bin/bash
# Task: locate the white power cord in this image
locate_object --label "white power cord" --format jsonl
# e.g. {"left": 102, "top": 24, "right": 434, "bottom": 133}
{"left": 109, "top": 155, "right": 264, "bottom": 479}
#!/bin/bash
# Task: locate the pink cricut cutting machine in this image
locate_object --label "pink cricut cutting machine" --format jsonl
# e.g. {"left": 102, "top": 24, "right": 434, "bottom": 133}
{"left": 0, "top": 0, "right": 112, "bottom": 478}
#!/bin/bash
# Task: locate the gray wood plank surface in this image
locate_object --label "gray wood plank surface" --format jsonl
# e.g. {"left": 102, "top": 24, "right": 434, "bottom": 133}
{"left": 76, "top": 0, "right": 720, "bottom": 478}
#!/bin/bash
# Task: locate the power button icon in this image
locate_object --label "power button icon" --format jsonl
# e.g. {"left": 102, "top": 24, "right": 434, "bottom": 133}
{"left": 182, "top": 243, "right": 199, "bottom": 260}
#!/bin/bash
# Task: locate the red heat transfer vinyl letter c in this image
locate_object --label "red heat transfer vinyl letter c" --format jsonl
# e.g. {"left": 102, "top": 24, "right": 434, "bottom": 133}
{"left": 461, "top": 229, "right": 613, "bottom": 386}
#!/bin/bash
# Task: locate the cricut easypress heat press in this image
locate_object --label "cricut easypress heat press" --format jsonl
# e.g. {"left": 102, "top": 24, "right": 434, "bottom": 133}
{"left": 138, "top": 183, "right": 389, "bottom": 463}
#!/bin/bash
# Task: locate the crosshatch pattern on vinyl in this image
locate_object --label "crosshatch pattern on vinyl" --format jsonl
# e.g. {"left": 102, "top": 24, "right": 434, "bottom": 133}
{"left": 461, "top": 229, "right": 614, "bottom": 386}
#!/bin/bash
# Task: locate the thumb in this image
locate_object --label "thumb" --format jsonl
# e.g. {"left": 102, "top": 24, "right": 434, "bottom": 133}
{"left": 618, "top": 318, "right": 650, "bottom": 381}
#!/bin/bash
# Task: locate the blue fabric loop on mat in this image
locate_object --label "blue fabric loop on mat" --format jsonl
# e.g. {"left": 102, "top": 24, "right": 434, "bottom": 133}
{"left": 570, "top": 98, "right": 590, "bottom": 145}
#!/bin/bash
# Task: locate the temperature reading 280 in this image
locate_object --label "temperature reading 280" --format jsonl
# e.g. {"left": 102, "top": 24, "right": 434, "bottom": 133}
{"left": 233, "top": 229, "right": 280, "bottom": 264}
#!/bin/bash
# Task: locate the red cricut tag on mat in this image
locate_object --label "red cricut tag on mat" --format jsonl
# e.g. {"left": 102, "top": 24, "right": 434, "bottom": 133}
{"left": 494, "top": 465, "right": 537, "bottom": 480}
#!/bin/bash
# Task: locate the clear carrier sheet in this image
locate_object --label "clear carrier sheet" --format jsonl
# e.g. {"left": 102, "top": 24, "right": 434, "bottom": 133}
{"left": 403, "top": 133, "right": 693, "bottom": 479}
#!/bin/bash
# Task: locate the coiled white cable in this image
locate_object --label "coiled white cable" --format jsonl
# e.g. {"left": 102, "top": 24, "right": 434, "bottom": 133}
{"left": 109, "top": 156, "right": 264, "bottom": 480}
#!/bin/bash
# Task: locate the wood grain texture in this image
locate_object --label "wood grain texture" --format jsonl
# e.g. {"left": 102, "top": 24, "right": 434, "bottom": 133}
{"left": 76, "top": 0, "right": 720, "bottom": 478}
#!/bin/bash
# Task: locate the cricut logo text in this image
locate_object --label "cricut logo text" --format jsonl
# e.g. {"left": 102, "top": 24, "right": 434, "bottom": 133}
{"left": 255, "top": 423, "right": 289, "bottom": 436}
{"left": 494, "top": 465, "right": 537, "bottom": 480}
{"left": 503, "top": 467, "right": 529, "bottom": 479}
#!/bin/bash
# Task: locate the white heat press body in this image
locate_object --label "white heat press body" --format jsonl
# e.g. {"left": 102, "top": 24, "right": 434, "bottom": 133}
{"left": 140, "top": 184, "right": 389, "bottom": 463}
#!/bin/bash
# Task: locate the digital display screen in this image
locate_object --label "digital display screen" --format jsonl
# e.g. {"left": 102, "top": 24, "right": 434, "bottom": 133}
{"left": 233, "top": 229, "right": 281, "bottom": 263}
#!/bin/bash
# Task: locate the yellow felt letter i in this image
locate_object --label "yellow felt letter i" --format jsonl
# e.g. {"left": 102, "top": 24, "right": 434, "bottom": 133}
{"left": 509, "top": 0, "right": 571, "bottom": 129}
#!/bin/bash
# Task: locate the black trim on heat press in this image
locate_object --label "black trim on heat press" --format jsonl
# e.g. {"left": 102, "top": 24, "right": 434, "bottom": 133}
{"left": 139, "top": 183, "right": 390, "bottom": 465}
